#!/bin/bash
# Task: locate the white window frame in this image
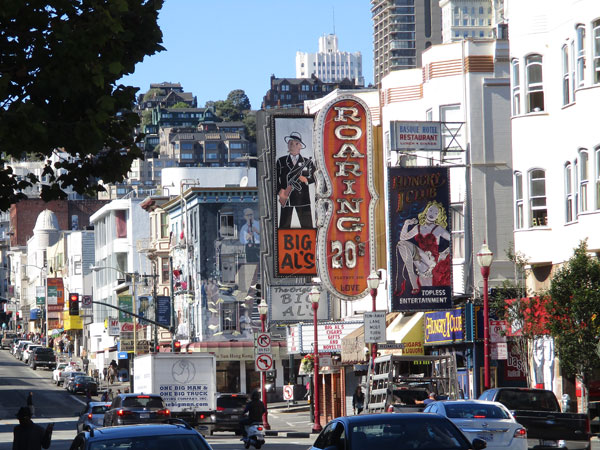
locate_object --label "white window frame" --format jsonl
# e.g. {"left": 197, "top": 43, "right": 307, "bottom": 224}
{"left": 511, "top": 59, "right": 521, "bottom": 115}
{"left": 565, "top": 163, "right": 574, "bottom": 222}
{"left": 562, "top": 45, "right": 570, "bottom": 105}
{"left": 595, "top": 147, "right": 600, "bottom": 210}
{"left": 450, "top": 203, "right": 464, "bottom": 259}
{"left": 594, "top": 20, "right": 600, "bottom": 84}
{"left": 515, "top": 171, "right": 524, "bottom": 229}
{"left": 576, "top": 25, "right": 585, "bottom": 88}
{"left": 529, "top": 169, "right": 548, "bottom": 227}
{"left": 526, "top": 54, "right": 545, "bottom": 112}
{"left": 580, "top": 149, "right": 589, "bottom": 212}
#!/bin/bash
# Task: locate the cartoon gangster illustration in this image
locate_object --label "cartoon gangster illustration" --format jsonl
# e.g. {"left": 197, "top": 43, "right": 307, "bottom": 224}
{"left": 396, "top": 201, "right": 451, "bottom": 295}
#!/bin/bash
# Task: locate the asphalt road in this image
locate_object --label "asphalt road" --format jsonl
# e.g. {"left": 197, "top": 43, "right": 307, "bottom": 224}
{"left": 0, "top": 349, "right": 316, "bottom": 450}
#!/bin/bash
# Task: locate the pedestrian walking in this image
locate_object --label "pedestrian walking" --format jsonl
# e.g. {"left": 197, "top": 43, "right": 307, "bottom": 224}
{"left": 82, "top": 355, "right": 89, "bottom": 374}
{"left": 27, "top": 391, "right": 35, "bottom": 418}
{"left": 13, "top": 406, "right": 53, "bottom": 450}
{"left": 352, "top": 386, "right": 365, "bottom": 415}
{"left": 67, "top": 340, "right": 73, "bottom": 359}
{"left": 85, "top": 389, "right": 92, "bottom": 404}
{"left": 58, "top": 340, "right": 64, "bottom": 354}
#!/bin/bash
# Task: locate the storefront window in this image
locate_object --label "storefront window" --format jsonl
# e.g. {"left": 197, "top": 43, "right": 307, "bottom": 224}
{"left": 217, "top": 361, "right": 240, "bottom": 393}
{"left": 245, "top": 361, "right": 260, "bottom": 394}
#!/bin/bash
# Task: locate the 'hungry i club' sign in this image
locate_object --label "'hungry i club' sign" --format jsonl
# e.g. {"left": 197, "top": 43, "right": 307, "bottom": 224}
{"left": 314, "top": 95, "right": 377, "bottom": 301}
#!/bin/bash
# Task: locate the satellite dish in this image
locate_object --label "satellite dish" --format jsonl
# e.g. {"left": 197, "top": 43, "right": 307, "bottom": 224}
{"left": 239, "top": 176, "right": 249, "bottom": 187}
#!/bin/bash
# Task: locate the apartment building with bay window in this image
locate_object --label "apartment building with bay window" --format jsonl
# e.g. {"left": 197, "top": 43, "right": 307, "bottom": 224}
{"left": 508, "top": 0, "right": 600, "bottom": 292}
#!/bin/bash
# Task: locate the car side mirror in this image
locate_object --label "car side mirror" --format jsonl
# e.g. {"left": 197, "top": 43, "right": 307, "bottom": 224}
{"left": 472, "top": 438, "right": 487, "bottom": 450}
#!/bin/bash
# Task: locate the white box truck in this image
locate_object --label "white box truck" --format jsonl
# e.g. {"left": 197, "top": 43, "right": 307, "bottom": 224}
{"left": 134, "top": 353, "right": 216, "bottom": 432}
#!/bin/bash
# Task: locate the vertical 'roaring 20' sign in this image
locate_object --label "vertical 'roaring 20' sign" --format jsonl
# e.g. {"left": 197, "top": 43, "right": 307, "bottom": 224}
{"left": 314, "top": 95, "right": 377, "bottom": 301}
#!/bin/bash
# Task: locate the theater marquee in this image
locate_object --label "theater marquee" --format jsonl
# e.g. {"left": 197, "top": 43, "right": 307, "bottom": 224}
{"left": 314, "top": 95, "right": 377, "bottom": 301}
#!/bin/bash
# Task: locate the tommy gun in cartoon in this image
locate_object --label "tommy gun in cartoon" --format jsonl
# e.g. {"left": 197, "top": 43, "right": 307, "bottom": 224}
{"left": 276, "top": 131, "right": 316, "bottom": 228}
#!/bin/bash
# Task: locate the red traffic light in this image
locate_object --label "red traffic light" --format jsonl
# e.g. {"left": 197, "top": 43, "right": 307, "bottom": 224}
{"left": 173, "top": 341, "right": 181, "bottom": 352}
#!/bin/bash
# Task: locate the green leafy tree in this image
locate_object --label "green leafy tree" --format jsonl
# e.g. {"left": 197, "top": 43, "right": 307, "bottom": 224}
{"left": 0, "top": 0, "right": 164, "bottom": 209}
{"left": 490, "top": 244, "right": 536, "bottom": 386}
{"left": 227, "top": 89, "right": 251, "bottom": 111}
{"left": 546, "top": 240, "right": 600, "bottom": 412}
{"left": 142, "top": 88, "right": 164, "bottom": 102}
{"left": 242, "top": 111, "right": 257, "bottom": 143}
{"left": 171, "top": 102, "right": 189, "bottom": 109}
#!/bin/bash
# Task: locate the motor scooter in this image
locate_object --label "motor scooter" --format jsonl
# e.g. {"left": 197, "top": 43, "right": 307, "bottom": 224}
{"left": 241, "top": 422, "right": 265, "bottom": 449}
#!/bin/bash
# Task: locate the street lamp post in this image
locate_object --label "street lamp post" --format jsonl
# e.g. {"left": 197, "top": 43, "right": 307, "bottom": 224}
{"left": 477, "top": 243, "right": 494, "bottom": 391}
{"left": 91, "top": 265, "right": 138, "bottom": 393}
{"left": 367, "top": 271, "right": 380, "bottom": 365}
{"left": 258, "top": 300, "right": 270, "bottom": 430}
{"left": 309, "top": 286, "right": 322, "bottom": 433}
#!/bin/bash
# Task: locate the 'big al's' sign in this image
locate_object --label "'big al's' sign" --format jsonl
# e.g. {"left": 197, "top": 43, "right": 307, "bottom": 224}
{"left": 314, "top": 95, "right": 377, "bottom": 301}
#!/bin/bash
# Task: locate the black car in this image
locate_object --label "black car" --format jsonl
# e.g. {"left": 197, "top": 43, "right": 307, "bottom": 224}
{"left": 29, "top": 347, "right": 56, "bottom": 370}
{"left": 63, "top": 371, "right": 86, "bottom": 390}
{"left": 308, "top": 413, "right": 487, "bottom": 450}
{"left": 103, "top": 393, "right": 171, "bottom": 427}
{"left": 210, "top": 393, "right": 248, "bottom": 434}
{"left": 67, "top": 375, "right": 98, "bottom": 395}
{"left": 70, "top": 422, "right": 212, "bottom": 450}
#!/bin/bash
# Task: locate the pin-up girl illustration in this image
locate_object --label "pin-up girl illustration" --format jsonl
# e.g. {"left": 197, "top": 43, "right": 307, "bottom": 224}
{"left": 396, "top": 201, "right": 451, "bottom": 295}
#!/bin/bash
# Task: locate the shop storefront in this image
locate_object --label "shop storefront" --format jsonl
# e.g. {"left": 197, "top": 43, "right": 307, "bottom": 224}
{"left": 187, "top": 341, "right": 288, "bottom": 396}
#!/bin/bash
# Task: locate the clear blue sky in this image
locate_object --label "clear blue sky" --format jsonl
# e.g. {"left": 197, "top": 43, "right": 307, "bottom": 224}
{"left": 119, "top": 0, "right": 374, "bottom": 110}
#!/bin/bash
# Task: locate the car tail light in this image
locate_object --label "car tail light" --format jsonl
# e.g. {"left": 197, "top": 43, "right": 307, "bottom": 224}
{"left": 387, "top": 405, "right": 394, "bottom": 412}
{"left": 514, "top": 428, "right": 527, "bottom": 438}
{"left": 117, "top": 409, "right": 133, "bottom": 416}
{"left": 156, "top": 409, "right": 170, "bottom": 416}
{"left": 257, "top": 426, "right": 263, "bottom": 431}
{"left": 199, "top": 414, "right": 205, "bottom": 419}
{"left": 137, "top": 395, "right": 150, "bottom": 398}
{"left": 217, "top": 406, "right": 225, "bottom": 412}
{"left": 87, "top": 413, "right": 93, "bottom": 420}
{"left": 474, "top": 415, "right": 487, "bottom": 419}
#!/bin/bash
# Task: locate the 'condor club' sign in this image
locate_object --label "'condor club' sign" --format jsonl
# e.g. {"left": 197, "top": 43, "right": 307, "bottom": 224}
{"left": 314, "top": 95, "right": 377, "bottom": 301}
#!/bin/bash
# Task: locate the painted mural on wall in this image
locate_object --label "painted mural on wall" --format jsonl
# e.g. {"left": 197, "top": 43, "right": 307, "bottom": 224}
{"left": 388, "top": 167, "right": 452, "bottom": 311}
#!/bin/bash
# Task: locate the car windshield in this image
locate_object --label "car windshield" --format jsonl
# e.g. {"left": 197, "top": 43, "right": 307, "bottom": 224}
{"left": 350, "top": 418, "right": 469, "bottom": 450}
{"left": 76, "top": 376, "right": 95, "bottom": 383}
{"left": 445, "top": 404, "right": 510, "bottom": 419}
{"left": 217, "top": 396, "right": 247, "bottom": 408}
{"left": 88, "top": 434, "right": 209, "bottom": 450}
{"left": 122, "top": 397, "right": 164, "bottom": 409}
{"left": 36, "top": 347, "right": 54, "bottom": 353}
{"left": 496, "top": 389, "right": 558, "bottom": 412}
{"left": 91, "top": 405, "right": 110, "bottom": 414}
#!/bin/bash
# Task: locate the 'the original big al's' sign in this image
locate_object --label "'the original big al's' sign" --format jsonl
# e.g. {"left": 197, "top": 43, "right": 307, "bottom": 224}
{"left": 315, "top": 95, "right": 377, "bottom": 301}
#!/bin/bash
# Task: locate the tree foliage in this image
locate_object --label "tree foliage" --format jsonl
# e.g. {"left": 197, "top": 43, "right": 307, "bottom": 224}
{"left": 0, "top": 0, "right": 164, "bottom": 209}
{"left": 227, "top": 89, "right": 251, "bottom": 111}
{"left": 546, "top": 240, "right": 600, "bottom": 385}
{"left": 490, "top": 244, "right": 535, "bottom": 385}
{"left": 171, "top": 102, "right": 189, "bottom": 109}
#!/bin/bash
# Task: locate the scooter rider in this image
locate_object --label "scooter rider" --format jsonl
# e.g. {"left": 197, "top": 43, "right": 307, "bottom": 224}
{"left": 240, "top": 391, "right": 265, "bottom": 437}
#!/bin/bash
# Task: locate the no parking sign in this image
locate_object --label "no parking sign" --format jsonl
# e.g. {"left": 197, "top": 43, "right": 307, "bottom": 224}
{"left": 283, "top": 385, "right": 294, "bottom": 401}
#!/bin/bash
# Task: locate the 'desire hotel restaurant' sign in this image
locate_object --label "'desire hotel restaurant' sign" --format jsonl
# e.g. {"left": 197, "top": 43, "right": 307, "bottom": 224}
{"left": 314, "top": 95, "right": 378, "bottom": 301}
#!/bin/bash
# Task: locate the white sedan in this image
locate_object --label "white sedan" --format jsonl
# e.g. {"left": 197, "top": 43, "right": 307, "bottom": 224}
{"left": 423, "top": 400, "right": 527, "bottom": 450}
{"left": 52, "top": 362, "right": 69, "bottom": 385}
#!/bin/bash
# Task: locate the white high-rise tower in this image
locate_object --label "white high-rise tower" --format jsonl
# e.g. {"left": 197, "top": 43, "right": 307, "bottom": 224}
{"left": 296, "top": 34, "right": 364, "bottom": 86}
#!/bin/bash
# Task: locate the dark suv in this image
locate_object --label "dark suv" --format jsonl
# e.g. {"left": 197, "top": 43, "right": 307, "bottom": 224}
{"left": 210, "top": 393, "right": 248, "bottom": 434}
{"left": 29, "top": 347, "right": 56, "bottom": 370}
{"left": 103, "top": 393, "right": 170, "bottom": 427}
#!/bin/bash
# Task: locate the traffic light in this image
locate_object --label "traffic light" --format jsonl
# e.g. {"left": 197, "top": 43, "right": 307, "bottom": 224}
{"left": 173, "top": 341, "right": 181, "bottom": 353}
{"left": 253, "top": 283, "right": 261, "bottom": 300}
{"left": 69, "top": 293, "right": 79, "bottom": 316}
